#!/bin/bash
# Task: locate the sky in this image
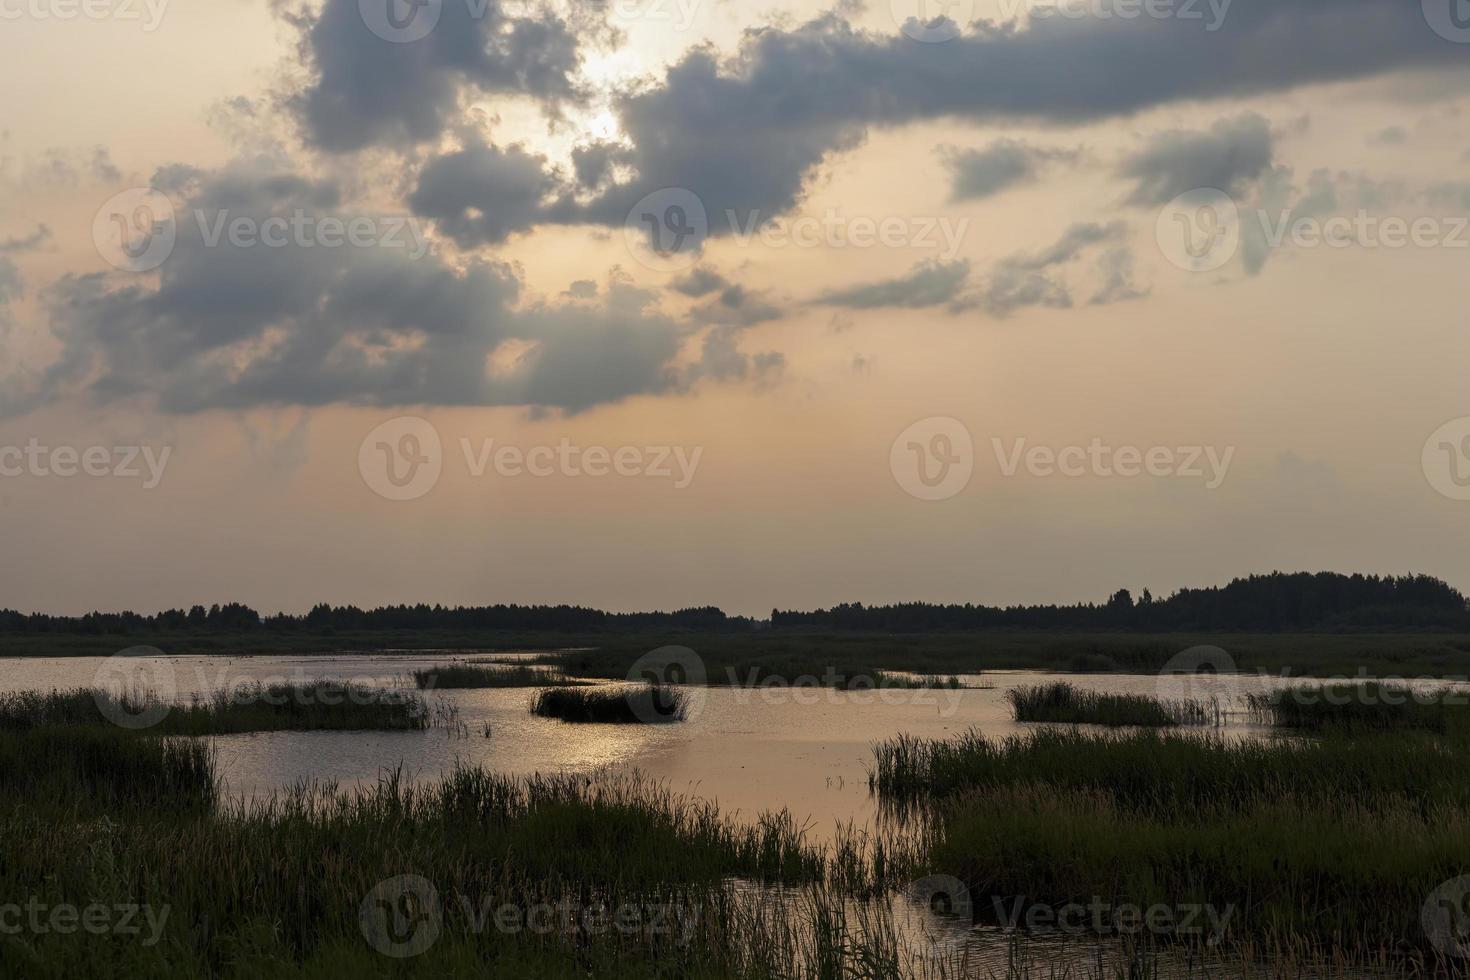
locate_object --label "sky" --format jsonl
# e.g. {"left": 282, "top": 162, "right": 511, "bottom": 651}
{"left": 1, "top": 0, "right": 1469, "bottom": 617}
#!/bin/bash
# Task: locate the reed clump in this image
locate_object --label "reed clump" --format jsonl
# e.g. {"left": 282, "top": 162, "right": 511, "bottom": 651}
{"left": 1244, "top": 681, "right": 1456, "bottom": 733}
{"left": 870, "top": 724, "right": 1470, "bottom": 963}
{"left": 412, "top": 663, "right": 589, "bottom": 689}
{"left": 530, "top": 685, "right": 689, "bottom": 724}
{"left": 1006, "top": 682, "right": 1218, "bottom": 727}
{"left": 0, "top": 683, "right": 430, "bottom": 734}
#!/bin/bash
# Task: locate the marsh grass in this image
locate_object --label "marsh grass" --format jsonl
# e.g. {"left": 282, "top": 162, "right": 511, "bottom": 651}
{"left": 0, "top": 725, "right": 216, "bottom": 813}
{"left": 0, "top": 683, "right": 430, "bottom": 734}
{"left": 530, "top": 684, "right": 689, "bottom": 724}
{"left": 870, "top": 725, "right": 1470, "bottom": 963}
{"left": 412, "top": 663, "right": 590, "bottom": 689}
{"left": 1244, "top": 681, "right": 1458, "bottom": 733}
{"left": 0, "top": 745, "right": 902, "bottom": 978}
{"left": 1006, "top": 682, "right": 1218, "bottom": 727}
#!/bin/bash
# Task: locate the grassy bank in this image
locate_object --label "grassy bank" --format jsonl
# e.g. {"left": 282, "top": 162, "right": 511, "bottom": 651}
{"left": 0, "top": 726, "right": 916, "bottom": 979}
{"left": 0, "top": 683, "right": 431, "bottom": 734}
{"left": 871, "top": 725, "right": 1470, "bottom": 964}
{"left": 411, "top": 663, "right": 589, "bottom": 689}
{"left": 1006, "top": 682, "right": 1218, "bottom": 727}
{"left": 14, "top": 630, "right": 1470, "bottom": 680}
{"left": 530, "top": 685, "right": 689, "bottom": 724}
{"left": 1245, "top": 682, "right": 1458, "bottom": 733}
{"left": 0, "top": 725, "right": 216, "bottom": 814}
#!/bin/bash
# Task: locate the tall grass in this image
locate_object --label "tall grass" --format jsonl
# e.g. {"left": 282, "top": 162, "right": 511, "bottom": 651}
{"left": 1006, "top": 682, "right": 1218, "bottom": 727}
{"left": 0, "top": 752, "right": 884, "bottom": 977}
{"left": 530, "top": 685, "right": 689, "bottom": 724}
{"left": 411, "top": 663, "right": 588, "bottom": 689}
{"left": 0, "top": 726, "right": 216, "bottom": 813}
{"left": 0, "top": 683, "right": 429, "bottom": 734}
{"left": 869, "top": 725, "right": 1470, "bottom": 962}
{"left": 1245, "top": 682, "right": 1457, "bottom": 733}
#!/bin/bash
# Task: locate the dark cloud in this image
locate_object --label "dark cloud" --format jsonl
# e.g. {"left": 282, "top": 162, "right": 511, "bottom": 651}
{"left": 971, "top": 222, "right": 1129, "bottom": 317}
{"left": 690, "top": 324, "right": 784, "bottom": 384}
{"left": 811, "top": 223, "right": 1131, "bottom": 317}
{"left": 688, "top": 283, "right": 783, "bottom": 327}
{"left": 670, "top": 267, "right": 730, "bottom": 297}
{"left": 411, "top": 2, "right": 1455, "bottom": 246}
{"left": 0, "top": 224, "right": 50, "bottom": 253}
{"left": 27, "top": 162, "right": 719, "bottom": 416}
{"left": 288, "top": 0, "right": 583, "bottom": 152}
{"left": 815, "top": 259, "right": 971, "bottom": 309}
{"left": 942, "top": 139, "right": 1080, "bottom": 201}
{"left": 408, "top": 141, "right": 562, "bottom": 246}
{"left": 1012, "top": 221, "right": 1129, "bottom": 269}
{"left": 1089, "top": 247, "right": 1149, "bottom": 306}
{"left": 1118, "top": 113, "right": 1274, "bottom": 205}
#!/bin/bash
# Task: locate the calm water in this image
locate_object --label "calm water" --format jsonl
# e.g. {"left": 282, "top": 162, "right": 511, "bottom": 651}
{"left": 1, "top": 652, "right": 1435, "bottom": 976}
{"left": 0, "top": 651, "right": 1396, "bottom": 830}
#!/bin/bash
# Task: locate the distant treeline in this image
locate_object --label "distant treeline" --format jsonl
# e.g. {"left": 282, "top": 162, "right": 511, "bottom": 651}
{"left": 773, "top": 573, "right": 1470, "bottom": 632}
{"left": 0, "top": 573, "right": 1465, "bottom": 636}
{"left": 0, "top": 603, "right": 744, "bottom": 636}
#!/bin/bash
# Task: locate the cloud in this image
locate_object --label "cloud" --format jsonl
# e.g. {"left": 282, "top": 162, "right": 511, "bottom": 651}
{"left": 410, "top": 2, "right": 1456, "bottom": 246}
{"left": 1425, "top": 182, "right": 1470, "bottom": 210}
{"left": 811, "top": 224, "right": 1133, "bottom": 317}
{"left": 1369, "top": 125, "right": 1409, "bottom": 145}
{"left": 0, "top": 257, "right": 21, "bottom": 308}
{"left": 408, "top": 141, "right": 563, "bottom": 246}
{"left": 971, "top": 221, "right": 1129, "bottom": 317}
{"left": 1010, "top": 221, "right": 1129, "bottom": 270}
{"left": 1089, "top": 247, "right": 1149, "bottom": 306}
{"left": 690, "top": 325, "right": 785, "bottom": 384}
{"left": 942, "top": 139, "right": 1080, "bottom": 201}
{"left": 287, "top": 0, "right": 584, "bottom": 152}
{"left": 0, "top": 225, "right": 50, "bottom": 253}
{"left": 24, "top": 161, "right": 726, "bottom": 416}
{"left": 670, "top": 267, "right": 730, "bottom": 297}
{"left": 814, "top": 259, "right": 971, "bottom": 309}
{"left": 1118, "top": 113, "right": 1274, "bottom": 206}
{"left": 688, "top": 283, "right": 783, "bottom": 327}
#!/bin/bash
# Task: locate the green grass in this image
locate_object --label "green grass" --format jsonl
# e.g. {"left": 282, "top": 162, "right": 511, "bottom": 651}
{"left": 531, "top": 631, "right": 1470, "bottom": 682}
{"left": 0, "top": 683, "right": 431, "bottom": 734}
{"left": 12, "top": 629, "right": 1470, "bottom": 681}
{"left": 0, "top": 725, "right": 216, "bottom": 814}
{"left": 870, "top": 725, "right": 1470, "bottom": 963}
{"left": 529, "top": 685, "right": 689, "bottom": 724}
{"left": 1245, "top": 681, "right": 1459, "bottom": 733}
{"left": 411, "top": 663, "right": 589, "bottom": 689}
{"left": 1006, "top": 682, "right": 1218, "bottom": 727}
{"left": 0, "top": 727, "right": 913, "bottom": 979}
